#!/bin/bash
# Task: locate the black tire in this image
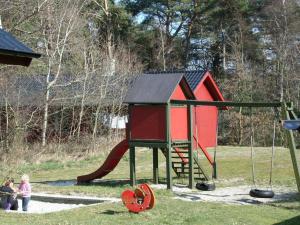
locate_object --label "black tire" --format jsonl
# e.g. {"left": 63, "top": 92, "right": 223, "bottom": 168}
{"left": 249, "top": 189, "right": 275, "bottom": 198}
{"left": 196, "top": 182, "right": 216, "bottom": 191}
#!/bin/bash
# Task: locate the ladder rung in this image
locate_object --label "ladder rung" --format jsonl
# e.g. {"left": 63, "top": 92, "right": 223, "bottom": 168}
{"left": 171, "top": 150, "right": 189, "bottom": 153}
{"left": 172, "top": 163, "right": 188, "bottom": 165}
{"left": 172, "top": 141, "right": 190, "bottom": 144}
{"left": 172, "top": 157, "right": 189, "bottom": 159}
{"left": 194, "top": 177, "right": 207, "bottom": 181}
{"left": 178, "top": 171, "right": 204, "bottom": 175}
{"left": 173, "top": 166, "right": 199, "bottom": 169}
{"left": 172, "top": 143, "right": 190, "bottom": 147}
{"left": 194, "top": 172, "right": 204, "bottom": 175}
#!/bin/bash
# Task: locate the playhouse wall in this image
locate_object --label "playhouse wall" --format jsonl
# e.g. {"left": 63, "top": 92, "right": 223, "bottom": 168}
{"left": 194, "top": 83, "right": 218, "bottom": 148}
{"left": 130, "top": 105, "right": 166, "bottom": 141}
{"left": 171, "top": 83, "right": 189, "bottom": 100}
{"left": 170, "top": 107, "right": 188, "bottom": 140}
{"left": 170, "top": 83, "right": 191, "bottom": 140}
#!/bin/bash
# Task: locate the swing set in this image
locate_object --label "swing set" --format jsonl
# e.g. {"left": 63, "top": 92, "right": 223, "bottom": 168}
{"left": 170, "top": 100, "right": 300, "bottom": 197}
{"left": 196, "top": 106, "right": 277, "bottom": 197}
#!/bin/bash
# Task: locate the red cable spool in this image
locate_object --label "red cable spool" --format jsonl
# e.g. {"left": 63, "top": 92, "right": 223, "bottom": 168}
{"left": 121, "top": 183, "right": 155, "bottom": 213}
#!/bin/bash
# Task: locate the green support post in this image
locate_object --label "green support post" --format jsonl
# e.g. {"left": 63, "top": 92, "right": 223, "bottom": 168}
{"left": 166, "top": 103, "right": 172, "bottom": 189}
{"left": 282, "top": 103, "right": 300, "bottom": 192}
{"left": 153, "top": 147, "right": 159, "bottom": 184}
{"left": 166, "top": 145, "right": 172, "bottom": 189}
{"left": 188, "top": 104, "right": 194, "bottom": 189}
{"left": 129, "top": 146, "right": 136, "bottom": 186}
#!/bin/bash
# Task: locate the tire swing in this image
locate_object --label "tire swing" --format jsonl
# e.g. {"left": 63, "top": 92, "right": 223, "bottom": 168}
{"left": 249, "top": 119, "right": 276, "bottom": 199}
{"left": 196, "top": 182, "right": 216, "bottom": 191}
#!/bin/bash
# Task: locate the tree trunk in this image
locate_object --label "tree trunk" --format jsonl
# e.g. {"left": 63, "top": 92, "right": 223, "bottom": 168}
{"left": 42, "top": 74, "right": 51, "bottom": 146}
{"left": 58, "top": 105, "right": 65, "bottom": 146}
{"left": 159, "top": 26, "right": 166, "bottom": 71}
{"left": 238, "top": 107, "right": 243, "bottom": 145}
{"left": 77, "top": 50, "right": 89, "bottom": 140}
{"left": 5, "top": 94, "right": 9, "bottom": 153}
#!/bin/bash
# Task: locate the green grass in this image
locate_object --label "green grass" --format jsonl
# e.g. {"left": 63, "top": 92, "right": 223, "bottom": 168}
{"left": 0, "top": 198, "right": 299, "bottom": 225}
{"left": 0, "top": 146, "right": 299, "bottom": 225}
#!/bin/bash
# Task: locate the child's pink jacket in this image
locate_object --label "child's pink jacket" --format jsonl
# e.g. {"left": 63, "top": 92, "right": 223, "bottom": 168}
{"left": 18, "top": 182, "right": 31, "bottom": 197}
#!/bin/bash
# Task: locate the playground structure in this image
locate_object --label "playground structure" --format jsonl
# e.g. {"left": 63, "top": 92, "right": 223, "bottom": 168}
{"left": 77, "top": 71, "right": 300, "bottom": 193}
{"left": 77, "top": 71, "right": 227, "bottom": 186}
{"left": 0, "top": 18, "right": 298, "bottom": 198}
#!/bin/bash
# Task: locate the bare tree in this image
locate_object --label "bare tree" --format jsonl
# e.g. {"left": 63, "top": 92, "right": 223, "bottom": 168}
{"left": 263, "top": 0, "right": 300, "bottom": 103}
{"left": 40, "top": 0, "right": 88, "bottom": 146}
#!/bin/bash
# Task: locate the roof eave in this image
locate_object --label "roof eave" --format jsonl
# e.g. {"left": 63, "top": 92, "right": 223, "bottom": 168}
{"left": 0, "top": 48, "right": 41, "bottom": 59}
{"left": 0, "top": 54, "right": 33, "bottom": 67}
{"left": 179, "top": 76, "right": 196, "bottom": 100}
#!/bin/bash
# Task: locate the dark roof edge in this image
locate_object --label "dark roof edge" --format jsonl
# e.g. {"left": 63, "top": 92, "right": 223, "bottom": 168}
{"left": 144, "top": 69, "right": 208, "bottom": 74}
{"left": 0, "top": 48, "right": 41, "bottom": 58}
{"left": 177, "top": 75, "right": 196, "bottom": 100}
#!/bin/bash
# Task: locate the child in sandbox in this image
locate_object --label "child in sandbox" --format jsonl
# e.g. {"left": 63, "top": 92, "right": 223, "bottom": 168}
{"left": 18, "top": 174, "right": 31, "bottom": 211}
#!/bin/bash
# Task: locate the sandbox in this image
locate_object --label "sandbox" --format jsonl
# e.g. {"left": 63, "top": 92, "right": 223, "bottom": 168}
{"left": 6, "top": 193, "right": 120, "bottom": 214}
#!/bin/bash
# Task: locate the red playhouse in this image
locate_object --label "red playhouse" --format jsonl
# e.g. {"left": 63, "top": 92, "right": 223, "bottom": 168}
{"left": 77, "top": 70, "right": 226, "bottom": 189}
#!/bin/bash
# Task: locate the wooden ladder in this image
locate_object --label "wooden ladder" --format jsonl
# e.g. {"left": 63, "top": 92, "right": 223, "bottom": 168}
{"left": 161, "top": 142, "right": 210, "bottom": 182}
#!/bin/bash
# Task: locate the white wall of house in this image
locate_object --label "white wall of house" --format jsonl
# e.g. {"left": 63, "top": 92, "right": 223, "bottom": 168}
{"left": 109, "top": 115, "right": 128, "bottom": 129}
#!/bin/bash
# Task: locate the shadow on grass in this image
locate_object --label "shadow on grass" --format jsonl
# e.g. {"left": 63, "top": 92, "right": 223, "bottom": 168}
{"left": 99, "top": 210, "right": 126, "bottom": 215}
{"left": 267, "top": 192, "right": 300, "bottom": 210}
{"left": 174, "top": 193, "right": 264, "bottom": 204}
{"left": 175, "top": 193, "right": 202, "bottom": 201}
{"left": 237, "top": 198, "right": 263, "bottom": 204}
{"left": 273, "top": 215, "right": 300, "bottom": 225}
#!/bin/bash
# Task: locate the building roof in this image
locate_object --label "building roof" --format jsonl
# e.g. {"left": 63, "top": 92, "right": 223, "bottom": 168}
{"left": 146, "top": 70, "right": 206, "bottom": 91}
{"left": 0, "top": 28, "right": 41, "bottom": 66}
{"left": 145, "top": 70, "right": 227, "bottom": 106}
{"left": 0, "top": 74, "right": 126, "bottom": 107}
{"left": 124, "top": 73, "right": 194, "bottom": 104}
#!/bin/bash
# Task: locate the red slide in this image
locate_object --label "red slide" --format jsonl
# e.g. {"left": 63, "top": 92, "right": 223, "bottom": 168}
{"left": 77, "top": 139, "right": 129, "bottom": 183}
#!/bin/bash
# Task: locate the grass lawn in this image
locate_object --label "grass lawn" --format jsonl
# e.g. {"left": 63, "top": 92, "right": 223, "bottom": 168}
{"left": 0, "top": 146, "right": 299, "bottom": 225}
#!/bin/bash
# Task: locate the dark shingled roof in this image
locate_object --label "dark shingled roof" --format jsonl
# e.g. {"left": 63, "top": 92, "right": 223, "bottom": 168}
{"left": 0, "top": 28, "right": 41, "bottom": 66}
{"left": 124, "top": 73, "right": 185, "bottom": 103}
{"left": 146, "top": 70, "right": 207, "bottom": 91}
{"left": 184, "top": 70, "right": 206, "bottom": 90}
